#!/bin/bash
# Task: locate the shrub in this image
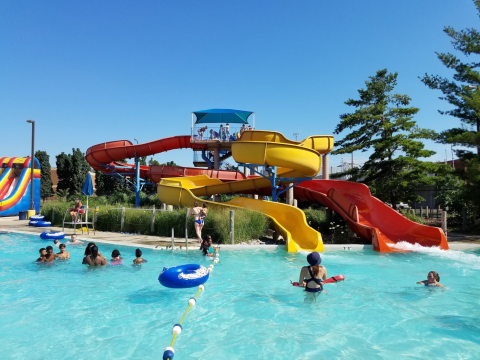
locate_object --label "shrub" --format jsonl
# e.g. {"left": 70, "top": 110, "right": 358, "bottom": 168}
{"left": 399, "top": 210, "right": 426, "bottom": 225}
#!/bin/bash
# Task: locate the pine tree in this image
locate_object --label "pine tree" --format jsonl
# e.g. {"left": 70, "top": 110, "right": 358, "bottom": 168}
{"left": 332, "top": 69, "right": 438, "bottom": 208}
{"left": 35, "top": 150, "right": 53, "bottom": 201}
{"left": 421, "top": 0, "right": 480, "bottom": 215}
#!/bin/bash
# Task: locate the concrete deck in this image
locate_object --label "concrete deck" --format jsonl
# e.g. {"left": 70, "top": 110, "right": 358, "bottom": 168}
{"left": 1, "top": 216, "right": 480, "bottom": 251}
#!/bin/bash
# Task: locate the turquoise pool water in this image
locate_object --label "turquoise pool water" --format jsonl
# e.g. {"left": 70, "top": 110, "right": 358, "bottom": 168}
{"left": 1, "top": 233, "right": 480, "bottom": 359}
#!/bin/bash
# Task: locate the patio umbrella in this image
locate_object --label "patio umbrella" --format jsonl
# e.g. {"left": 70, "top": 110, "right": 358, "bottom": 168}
{"left": 82, "top": 172, "right": 94, "bottom": 221}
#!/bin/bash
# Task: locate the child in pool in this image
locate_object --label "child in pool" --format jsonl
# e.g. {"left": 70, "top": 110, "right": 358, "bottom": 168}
{"left": 133, "top": 249, "right": 147, "bottom": 264}
{"left": 44, "top": 246, "right": 56, "bottom": 262}
{"left": 36, "top": 248, "right": 47, "bottom": 262}
{"left": 56, "top": 243, "right": 70, "bottom": 259}
{"left": 417, "top": 271, "right": 444, "bottom": 287}
{"left": 111, "top": 249, "right": 123, "bottom": 264}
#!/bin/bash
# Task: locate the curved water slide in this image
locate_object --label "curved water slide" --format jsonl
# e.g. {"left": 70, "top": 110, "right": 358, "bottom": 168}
{"left": 0, "top": 157, "right": 41, "bottom": 216}
{"left": 292, "top": 180, "right": 448, "bottom": 252}
{"left": 157, "top": 131, "right": 334, "bottom": 252}
{"left": 85, "top": 136, "right": 247, "bottom": 182}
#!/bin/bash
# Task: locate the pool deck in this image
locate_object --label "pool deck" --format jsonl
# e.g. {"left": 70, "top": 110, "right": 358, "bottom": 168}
{"left": 1, "top": 216, "right": 480, "bottom": 251}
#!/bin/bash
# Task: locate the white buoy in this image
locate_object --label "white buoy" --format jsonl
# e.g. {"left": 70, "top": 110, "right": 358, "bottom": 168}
{"left": 188, "top": 297, "right": 196, "bottom": 306}
{"left": 172, "top": 324, "right": 182, "bottom": 335}
{"left": 199, "top": 284, "right": 205, "bottom": 291}
{"left": 213, "top": 259, "right": 219, "bottom": 264}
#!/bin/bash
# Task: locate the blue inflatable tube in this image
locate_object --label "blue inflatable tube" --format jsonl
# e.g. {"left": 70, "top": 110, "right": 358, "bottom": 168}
{"left": 29, "top": 221, "right": 38, "bottom": 226}
{"left": 159, "top": 264, "right": 209, "bottom": 288}
{"left": 30, "top": 215, "right": 45, "bottom": 221}
{"left": 35, "top": 221, "right": 52, "bottom": 227}
{"left": 40, "top": 231, "right": 65, "bottom": 240}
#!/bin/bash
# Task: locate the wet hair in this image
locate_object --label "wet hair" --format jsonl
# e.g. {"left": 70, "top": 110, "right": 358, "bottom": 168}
{"left": 90, "top": 246, "right": 99, "bottom": 260}
{"left": 311, "top": 265, "right": 321, "bottom": 277}
{"left": 202, "top": 203, "right": 207, "bottom": 209}
{"left": 53, "top": 239, "right": 59, "bottom": 244}
{"left": 46, "top": 246, "right": 53, "bottom": 252}
{"left": 112, "top": 249, "right": 120, "bottom": 258}
{"left": 135, "top": 249, "right": 142, "bottom": 257}
{"left": 39, "top": 248, "right": 46, "bottom": 253}
{"left": 429, "top": 271, "right": 440, "bottom": 282}
{"left": 59, "top": 244, "right": 66, "bottom": 249}
{"left": 84, "top": 242, "right": 96, "bottom": 256}
{"left": 194, "top": 202, "right": 199, "bottom": 207}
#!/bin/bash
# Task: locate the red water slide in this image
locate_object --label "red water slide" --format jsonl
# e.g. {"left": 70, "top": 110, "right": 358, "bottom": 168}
{"left": 293, "top": 180, "right": 448, "bottom": 252}
{"left": 85, "top": 135, "right": 246, "bottom": 182}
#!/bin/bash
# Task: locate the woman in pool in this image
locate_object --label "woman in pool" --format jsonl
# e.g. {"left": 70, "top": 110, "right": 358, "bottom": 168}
{"left": 202, "top": 235, "right": 217, "bottom": 257}
{"left": 111, "top": 249, "right": 123, "bottom": 264}
{"left": 133, "top": 248, "right": 147, "bottom": 264}
{"left": 56, "top": 243, "right": 70, "bottom": 259}
{"left": 189, "top": 202, "right": 204, "bottom": 243}
{"left": 298, "top": 252, "right": 327, "bottom": 293}
{"left": 84, "top": 246, "right": 107, "bottom": 266}
{"left": 82, "top": 243, "right": 106, "bottom": 264}
{"left": 417, "top": 271, "right": 444, "bottom": 287}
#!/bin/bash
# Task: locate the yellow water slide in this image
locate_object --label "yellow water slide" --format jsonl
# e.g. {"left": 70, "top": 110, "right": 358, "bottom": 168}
{"left": 157, "top": 131, "right": 334, "bottom": 252}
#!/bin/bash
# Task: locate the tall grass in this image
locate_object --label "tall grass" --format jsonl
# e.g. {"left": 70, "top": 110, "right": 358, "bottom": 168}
{"left": 40, "top": 201, "right": 269, "bottom": 244}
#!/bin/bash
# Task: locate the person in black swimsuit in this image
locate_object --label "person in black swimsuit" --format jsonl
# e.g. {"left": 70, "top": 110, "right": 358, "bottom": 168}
{"left": 298, "top": 252, "right": 327, "bottom": 293}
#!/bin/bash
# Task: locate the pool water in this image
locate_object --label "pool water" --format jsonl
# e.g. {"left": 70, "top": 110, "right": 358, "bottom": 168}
{"left": 1, "top": 233, "right": 480, "bottom": 359}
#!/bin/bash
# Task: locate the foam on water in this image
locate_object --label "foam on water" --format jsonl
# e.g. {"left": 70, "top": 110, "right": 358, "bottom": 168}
{"left": 389, "top": 241, "right": 480, "bottom": 269}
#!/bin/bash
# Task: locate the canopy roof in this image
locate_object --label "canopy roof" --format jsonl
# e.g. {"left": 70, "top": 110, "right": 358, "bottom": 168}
{"left": 193, "top": 109, "right": 253, "bottom": 124}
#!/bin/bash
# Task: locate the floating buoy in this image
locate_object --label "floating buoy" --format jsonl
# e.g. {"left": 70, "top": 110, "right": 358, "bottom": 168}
{"left": 163, "top": 347, "right": 175, "bottom": 360}
{"left": 158, "top": 264, "right": 209, "bottom": 288}
{"left": 172, "top": 324, "right": 182, "bottom": 335}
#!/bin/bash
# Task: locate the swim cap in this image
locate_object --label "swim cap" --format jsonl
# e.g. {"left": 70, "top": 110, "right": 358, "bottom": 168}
{"left": 307, "top": 252, "right": 321, "bottom": 266}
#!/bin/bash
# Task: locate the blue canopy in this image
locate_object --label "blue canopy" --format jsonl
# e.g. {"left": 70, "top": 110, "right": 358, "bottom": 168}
{"left": 82, "top": 173, "right": 94, "bottom": 196}
{"left": 194, "top": 109, "right": 253, "bottom": 124}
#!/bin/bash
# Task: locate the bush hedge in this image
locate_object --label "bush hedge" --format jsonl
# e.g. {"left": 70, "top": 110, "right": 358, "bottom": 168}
{"left": 40, "top": 201, "right": 269, "bottom": 244}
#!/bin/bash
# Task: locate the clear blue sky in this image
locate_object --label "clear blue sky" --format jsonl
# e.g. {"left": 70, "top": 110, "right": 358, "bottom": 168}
{"left": 0, "top": 0, "right": 477, "bottom": 169}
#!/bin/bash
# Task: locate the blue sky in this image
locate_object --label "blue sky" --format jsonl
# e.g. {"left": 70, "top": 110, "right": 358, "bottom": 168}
{"left": 0, "top": 0, "right": 477, "bottom": 170}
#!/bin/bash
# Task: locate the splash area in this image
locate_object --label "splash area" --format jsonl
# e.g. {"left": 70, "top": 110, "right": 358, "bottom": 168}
{"left": 1, "top": 233, "right": 480, "bottom": 359}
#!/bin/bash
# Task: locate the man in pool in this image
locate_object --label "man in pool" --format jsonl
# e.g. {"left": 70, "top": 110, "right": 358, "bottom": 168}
{"left": 56, "top": 243, "right": 70, "bottom": 259}
{"left": 298, "top": 252, "right": 327, "bottom": 292}
{"left": 66, "top": 234, "right": 82, "bottom": 245}
{"left": 36, "top": 248, "right": 47, "bottom": 262}
{"left": 44, "top": 246, "right": 56, "bottom": 262}
{"left": 53, "top": 239, "right": 61, "bottom": 248}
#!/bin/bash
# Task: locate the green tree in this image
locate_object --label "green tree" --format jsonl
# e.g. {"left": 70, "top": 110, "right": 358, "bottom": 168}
{"left": 332, "top": 69, "right": 439, "bottom": 208}
{"left": 421, "top": 0, "right": 480, "bottom": 217}
{"left": 56, "top": 148, "right": 91, "bottom": 196}
{"left": 34, "top": 150, "right": 53, "bottom": 201}
{"left": 94, "top": 170, "right": 130, "bottom": 196}
{"left": 148, "top": 157, "right": 161, "bottom": 166}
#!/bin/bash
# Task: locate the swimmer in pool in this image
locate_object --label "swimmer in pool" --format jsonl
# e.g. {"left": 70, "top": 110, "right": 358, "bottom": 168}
{"left": 36, "top": 248, "right": 47, "bottom": 262}
{"left": 133, "top": 248, "right": 147, "bottom": 264}
{"left": 53, "top": 239, "right": 61, "bottom": 248}
{"left": 201, "top": 236, "right": 216, "bottom": 257}
{"left": 84, "top": 246, "right": 107, "bottom": 266}
{"left": 82, "top": 242, "right": 106, "bottom": 264}
{"left": 189, "top": 202, "right": 204, "bottom": 243}
{"left": 44, "top": 246, "right": 56, "bottom": 262}
{"left": 298, "top": 252, "right": 327, "bottom": 293}
{"left": 417, "top": 271, "right": 443, "bottom": 287}
{"left": 111, "top": 249, "right": 123, "bottom": 264}
{"left": 66, "top": 234, "right": 83, "bottom": 245}
{"left": 56, "top": 243, "right": 70, "bottom": 259}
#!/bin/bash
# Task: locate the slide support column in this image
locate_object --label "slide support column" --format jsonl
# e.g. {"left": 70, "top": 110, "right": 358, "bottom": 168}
{"left": 135, "top": 156, "right": 140, "bottom": 208}
{"left": 322, "top": 154, "right": 329, "bottom": 180}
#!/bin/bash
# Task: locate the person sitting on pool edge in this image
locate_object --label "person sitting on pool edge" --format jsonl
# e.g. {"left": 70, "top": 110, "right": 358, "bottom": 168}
{"left": 417, "top": 271, "right": 444, "bottom": 287}
{"left": 84, "top": 246, "right": 107, "bottom": 266}
{"left": 298, "top": 252, "right": 327, "bottom": 293}
{"left": 36, "top": 248, "right": 47, "bottom": 262}
{"left": 56, "top": 243, "right": 70, "bottom": 259}
{"left": 133, "top": 249, "right": 147, "bottom": 264}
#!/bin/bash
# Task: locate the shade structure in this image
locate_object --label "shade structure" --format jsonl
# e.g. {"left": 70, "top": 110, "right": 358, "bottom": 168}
{"left": 193, "top": 109, "right": 253, "bottom": 124}
{"left": 82, "top": 173, "right": 94, "bottom": 196}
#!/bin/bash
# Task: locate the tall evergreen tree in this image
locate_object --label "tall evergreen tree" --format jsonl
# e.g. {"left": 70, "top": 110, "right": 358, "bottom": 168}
{"left": 56, "top": 148, "right": 91, "bottom": 196}
{"left": 332, "top": 69, "right": 438, "bottom": 208}
{"left": 34, "top": 150, "right": 53, "bottom": 201}
{"left": 421, "top": 0, "right": 480, "bottom": 214}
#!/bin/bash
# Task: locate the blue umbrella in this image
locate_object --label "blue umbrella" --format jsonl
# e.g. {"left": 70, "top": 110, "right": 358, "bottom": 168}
{"left": 82, "top": 173, "right": 94, "bottom": 221}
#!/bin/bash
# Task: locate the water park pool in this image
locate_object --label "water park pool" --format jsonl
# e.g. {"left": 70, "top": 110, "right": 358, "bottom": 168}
{"left": 1, "top": 232, "right": 480, "bottom": 359}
